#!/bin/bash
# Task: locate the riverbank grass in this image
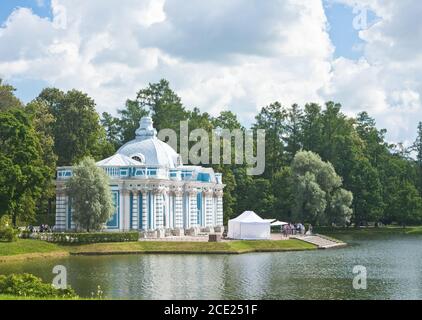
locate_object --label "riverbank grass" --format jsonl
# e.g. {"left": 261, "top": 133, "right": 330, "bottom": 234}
{"left": 68, "top": 239, "right": 316, "bottom": 255}
{"left": 0, "top": 239, "right": 68, "bottom": 262}
{"left": 0, "top": 238, "right": 317, "bottom": 262}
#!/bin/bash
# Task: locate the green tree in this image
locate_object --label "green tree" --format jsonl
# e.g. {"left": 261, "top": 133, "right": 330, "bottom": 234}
{"left": 272, "top": 167, "right": 295, "bottom": 222}
{"left": 393, "top": 182, "right": 422, "bottom": 226}
{"left": 66, "top": 157, "right": 114, "bottom": 232}
{"left": 355, "top": 112, "right": 389, "bottom": 167}
{"left": 116, "top": 98, "right": 150, "bottom": 145}
{"left": 284, "top": 104, "right": 303, "bottom": 162}
{"left": 253, "top": 102, "right": 286, "bottom": 179}
{"left": 301, "top": 103, "right": 323, "bottom": 153}
{"left": 349, "top": 157, "right": 384, "bottom": 226}
{"left": 212, "top": 111, "right": 248, "bottom": 220}
{"left": 25, "top": 100, "right": 57, "bottom": 217}
{"left": 37, "top": 88, "right": 112, "bottom": 165}
{"left": 293, "top": 172, "right": 327, "bottom": 224}
{"left": 137, "top": 79, "right": 188, "bottom": 134}
{"left": 291, "top": 151, "right": 353, "bottom": 225}
{"left": 101, "top": 112, "right": 123, "bottom": 149}
{"left": 0, "top": 109, "right": 48, "bottom": 225}
{"left": 242, "top": 179, "right": 275, "bottom": 218}
{"left": 0, "top": 79, "right": 23, "bottom": 111}
{"left": 413, "top": 122, "right": 422, "bottom": 193}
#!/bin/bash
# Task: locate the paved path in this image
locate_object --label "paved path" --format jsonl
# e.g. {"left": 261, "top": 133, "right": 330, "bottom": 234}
{"left": 291, "top": 234, "right": 346, "bottom": 249}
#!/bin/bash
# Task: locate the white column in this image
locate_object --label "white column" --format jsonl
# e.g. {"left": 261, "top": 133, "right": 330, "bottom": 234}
{"left": 174, "top": 191, "right": 183, "bottom": 229}
{"left": 204, "top": 189, "right": 214, "bottom": 227}
{"left": 155, "top": 189, "right": 164, "bottom": 229}
{"left": 188, "top": 189, "right": 198, "bottom": 227}
{"left": 132, "top": 191, "right": 138, "bottom": 230}
{"left": 142, "top": 191, "right": 147, "bottom": 230}
{"left": 55, "top": 192, "right": 66, "bottom": 231}
{"left": 165, "top": 192, "right": 171, "bottom": 228}
{"left": 122, "top": 190, "right": 130, "bottom": 231}
{"left": 215, "top": 189, "right": 224, "bottom": 226}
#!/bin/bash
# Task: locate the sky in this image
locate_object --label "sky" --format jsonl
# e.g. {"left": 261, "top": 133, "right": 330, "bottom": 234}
{"left": 0, "top": 0, "right": 421, "bottom": 146}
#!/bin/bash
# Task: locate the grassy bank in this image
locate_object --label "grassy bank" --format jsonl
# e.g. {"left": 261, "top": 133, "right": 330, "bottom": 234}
{"left": 68, "top": 239, "right": 316, "bottom": 255}
{"left": 0, "top": 238, "right": 316, "bottom": 262}
{"left": 0, "top": 239, "right": 69, "bottom": 263}
{"left": 0, "top": 294, "right": 85, "bottom": 300}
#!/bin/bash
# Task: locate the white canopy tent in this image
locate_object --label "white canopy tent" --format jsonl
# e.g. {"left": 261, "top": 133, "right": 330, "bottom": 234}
{"left": 271, "top": 221, "right": 288, "bottom": 227}
{"left": 228, "top": 211, "right": 271, "bottom": 240}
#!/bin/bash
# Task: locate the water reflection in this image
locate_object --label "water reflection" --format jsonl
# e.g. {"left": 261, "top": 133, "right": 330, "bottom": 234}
{"left": 1, "top": 235, "right": 422, "bottom": 300}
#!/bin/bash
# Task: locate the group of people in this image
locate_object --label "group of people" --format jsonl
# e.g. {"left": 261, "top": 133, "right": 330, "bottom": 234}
{"left": 282, "top": 223, "right": 312, "bottom": 237}
{"left": 28, "top": 224, "right": 52, "bottom": 233}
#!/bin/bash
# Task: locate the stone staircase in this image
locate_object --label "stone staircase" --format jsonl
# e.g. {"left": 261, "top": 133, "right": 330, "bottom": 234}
{"left": 291, "top": 234, "right": 346, "bottom": 249}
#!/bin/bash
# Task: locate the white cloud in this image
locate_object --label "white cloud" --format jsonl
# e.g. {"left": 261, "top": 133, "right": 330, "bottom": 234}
{"left": 0, "top": 0, "right": 421, "bottom": 144}
{"left": 322, "top": 0, "right": 422, "bottom": 144}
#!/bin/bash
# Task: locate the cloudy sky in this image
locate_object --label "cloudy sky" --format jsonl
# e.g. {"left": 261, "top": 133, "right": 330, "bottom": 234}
{"left": 0, "top": 0, "right": 421, "bottom": 145}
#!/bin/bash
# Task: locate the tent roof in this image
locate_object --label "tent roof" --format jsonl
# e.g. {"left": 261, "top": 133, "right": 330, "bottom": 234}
{"left": 230, "top": 211, "right": 269, "bottom": 223}
{"left": 271, "top": 220, "right": 288, "bottom": 226}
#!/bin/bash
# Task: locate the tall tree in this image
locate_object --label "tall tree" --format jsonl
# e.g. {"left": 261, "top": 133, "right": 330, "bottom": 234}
{"left": 25, "top": 100, "right": 58, "bottom": 216}
{"left": 0, "top": 109, "right": 48, "bottom": 225}
{"left": 272, "top": 166, "right": 295, "bottom": 221}
{"left": 349, "top": 157, "right": 384, "bottom": 226}
{"left": 253, "top": 102, "right": 286, "bottom": 179}
{"left": 0, "top": 79, "right": 23, "bottom": 111}
{"left": 66, "top": 157, "right": 114, "bottom": 232}
{"left": 101, "top": 112, "right": 123, "bottom": 149}
{"left": 284, "top": 104, "right": 303, "bottom": 162}
{"left": 301, "top": 103, "right": 323, "bottom": 153}
{"left": 291, "top": 151, "right": 353, "bottom": 225}
{"left": 37, "top": 88, "right": 111, "bottom": 165}
{"left": 137, "top": 79, "right": 188, "bottom": 134}
{"left": 413, "top": 122, "right": 422, "bottom": 193}
{"left": 212, "top": 111, "right": 246, "bottom": 220}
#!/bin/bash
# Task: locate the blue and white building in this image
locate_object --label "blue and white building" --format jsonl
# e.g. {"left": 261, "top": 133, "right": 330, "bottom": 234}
{"left": 55, "top": 117, "right": 224, "bottom": 232}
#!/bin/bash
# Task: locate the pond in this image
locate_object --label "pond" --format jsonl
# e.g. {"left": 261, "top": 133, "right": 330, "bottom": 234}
{"left": 1, "top": 233, "right": 422, "bottom": 299}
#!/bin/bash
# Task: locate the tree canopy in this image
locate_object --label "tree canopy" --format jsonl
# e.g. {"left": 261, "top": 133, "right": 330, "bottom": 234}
{"left": 1, "top": 78, "right": 422, "bottom": 228}
{"left": 65, "top": 157, "right": 114, "bottom": 232}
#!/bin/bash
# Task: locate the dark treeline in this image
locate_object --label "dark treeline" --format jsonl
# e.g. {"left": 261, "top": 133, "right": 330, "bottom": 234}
{"left": 1, "top": 79, "right": 422, "bottom": 227}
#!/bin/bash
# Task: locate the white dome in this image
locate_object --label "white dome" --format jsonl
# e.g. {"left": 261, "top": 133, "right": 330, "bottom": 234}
{"left": 117, "top": 117, "right": 180, "bottom": 168}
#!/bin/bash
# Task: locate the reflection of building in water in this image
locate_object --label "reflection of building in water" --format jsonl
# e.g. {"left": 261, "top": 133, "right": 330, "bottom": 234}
{"left": 55, "top": 117, "right": 224, "bottom": 231}
{"left": 220, "top": 254, "right": 273, "bottom": 299}
{"left": 121, "top": 255, "right": 228, "bottom": 299}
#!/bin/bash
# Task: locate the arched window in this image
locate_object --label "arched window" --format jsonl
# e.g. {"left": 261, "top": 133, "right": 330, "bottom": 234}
{"left": 131, "top": 153, "right": 145, "bottom": 164}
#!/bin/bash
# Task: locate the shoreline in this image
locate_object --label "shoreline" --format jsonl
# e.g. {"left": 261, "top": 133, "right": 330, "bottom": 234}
{"left": 0, "top": 238, "right": 320, "bottom": 263}
{"left": 0, "top": 251, "right": 70, "bottom": 263}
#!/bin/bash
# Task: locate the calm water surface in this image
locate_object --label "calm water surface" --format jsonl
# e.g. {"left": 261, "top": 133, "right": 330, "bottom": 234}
{"left": 1, "top": 234, "right": 421, "bottom": 300}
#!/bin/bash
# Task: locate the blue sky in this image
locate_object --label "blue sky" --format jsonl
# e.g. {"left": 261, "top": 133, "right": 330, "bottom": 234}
{"left": 0, "top": 0, "right": 51, "bottom": 23}
{"left": 0, "top": 0, "right": 421, "bottom": 145}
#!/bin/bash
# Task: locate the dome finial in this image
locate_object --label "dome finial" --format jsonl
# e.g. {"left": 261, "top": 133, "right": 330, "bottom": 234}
{"left": 135, "top": 116, "right": 157, "bottom": 140}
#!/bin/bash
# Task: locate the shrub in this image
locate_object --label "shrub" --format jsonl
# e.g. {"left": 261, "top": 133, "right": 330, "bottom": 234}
{"left": 0, "top": 215, "right": 18, "bottom": 242}
{"left": 20, "top": 229, "right": 32, "bottom": 239}
{"left": 0, "top": 273, "right": 78, "bottom": 298}
{"left": 44, "top": 231, "right": 139, "bottom": 244}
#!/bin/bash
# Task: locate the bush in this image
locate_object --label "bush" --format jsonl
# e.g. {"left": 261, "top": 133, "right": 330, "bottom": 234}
{"left": 20, "top": 229, "right": 32, "bottom": 239}
{"left": 44, "top": 231, "right": 139, "bottom": 244}
{"left": 0, "top": 273, "right": 78, "bottom": 298}
{"left": 0, "top": 215, "right": 18, "bottom": 242}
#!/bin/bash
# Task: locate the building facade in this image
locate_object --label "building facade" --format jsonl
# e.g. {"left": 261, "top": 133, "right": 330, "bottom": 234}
{"left": 55, "top": 117, "right": 224, "bottom": 232}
